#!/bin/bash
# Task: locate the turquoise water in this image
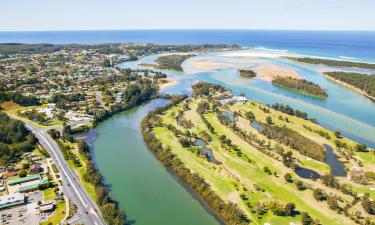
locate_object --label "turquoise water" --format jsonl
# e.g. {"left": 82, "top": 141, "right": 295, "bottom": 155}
{"left": 129, "top": 51, "right": 375, "bottom": 148}
{"left": 1, "top": 30, "right": 375, "bottom": 62}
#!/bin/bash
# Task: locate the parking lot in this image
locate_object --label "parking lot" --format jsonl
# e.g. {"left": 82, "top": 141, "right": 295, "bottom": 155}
{"left": 0, "top": 192, "right": 43, "bottom": 225}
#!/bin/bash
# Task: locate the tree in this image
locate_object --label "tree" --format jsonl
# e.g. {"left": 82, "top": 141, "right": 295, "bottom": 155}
{"left": 266, "top": 116, "right": 273, "bottom": 124}
{"left": 284, "top": 173, "right": 293, "bottom": 183}
{"left": 361, "top": 193, "right": 375, "bottom": 215}
{"left": 284, "top": 203, "right": 295, "bottom": 216}
{"left": 263, "top": 166, "right": 271, "bottom": 174}
{"left": 245, "top": 111, "right": 255, "bottom": 121}
{"left": 103, "top": 59, "right": 111, "bottom": 67}
{"left": 269, "top": 201, "right": 285, "bottom": 216}
{"left": 327, "top": 196, "right": 339, "bottom": 210}
{"left": 282, "top": 151, "right": 295, "bottom": 168}
{"left": 334, "top": 130, "right": 341, "bottom": 138}
{"left": 301, "top": 212, "right": 313, "bottom": 225}
{"left": 18, "top": 169, "right": 27, "bottom": 177}
{"left": 313, "top": 188, "right": 327, "bottom": 201}
{"left": 321, "top": 174, "right": 340, "bottom": 188}
{"left": 354, "top": 143, "right": 368, "bottom": 152}
{"left": 47, "top": 129, "right": 60, "bottom": 139}
{"left": 295, "top": 181, "right": 305, "bottom": 191}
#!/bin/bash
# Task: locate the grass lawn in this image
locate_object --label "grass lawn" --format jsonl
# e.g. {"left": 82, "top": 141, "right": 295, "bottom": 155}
{"left": 152, "top": 99, "right": 357, "bottom": 225}
{"left": 66, "top": 141, "right": 97, "bottom": 202}
{"left": 43, "top": 188, "right": 56, "bottom": 201}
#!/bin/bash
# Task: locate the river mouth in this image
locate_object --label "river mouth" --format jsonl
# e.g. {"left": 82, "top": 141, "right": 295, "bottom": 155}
{"left": 90, "top": 48, "right": 374, "bottom": 223}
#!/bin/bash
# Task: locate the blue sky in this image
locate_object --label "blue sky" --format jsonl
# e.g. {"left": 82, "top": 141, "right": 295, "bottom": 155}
{"left": 1, "top": 0, "right": 374, "bottom": 31}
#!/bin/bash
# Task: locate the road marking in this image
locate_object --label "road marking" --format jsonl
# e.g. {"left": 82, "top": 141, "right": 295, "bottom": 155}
{"left": 26, "top": 125, "right": 106, "bottom": 225}
{"left": 32, "top": 128, "right": 87, "bottom": 207}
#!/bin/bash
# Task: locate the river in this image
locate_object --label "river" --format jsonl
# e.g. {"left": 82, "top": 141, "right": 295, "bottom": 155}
{"left": 87, "top": 99, "right": 221, "bottom": 225}
{"left": 88, "top": 48, "right": 375, "bottom": 225}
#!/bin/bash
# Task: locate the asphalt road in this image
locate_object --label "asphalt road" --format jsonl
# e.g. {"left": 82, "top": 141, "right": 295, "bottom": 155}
{"left": 25, "top": 123, "right": 106, "bottom": 225}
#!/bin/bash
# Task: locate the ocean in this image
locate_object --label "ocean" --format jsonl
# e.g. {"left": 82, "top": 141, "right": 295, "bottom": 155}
{"left": 1, "top": 29, "right": 375, "bottom": 62}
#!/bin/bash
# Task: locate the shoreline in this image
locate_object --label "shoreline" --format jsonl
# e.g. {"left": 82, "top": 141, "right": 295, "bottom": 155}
{"left": 159, "top": 78, "right": 178, "bottom": 90}
{"left": 80, "top": 96, "right": 226, "bottom": 225}
{"left": 323, "top": 74, "right": 375, "bottom": 101}
{"left": 272, "top": 83, "right": 328, "bottom": 99}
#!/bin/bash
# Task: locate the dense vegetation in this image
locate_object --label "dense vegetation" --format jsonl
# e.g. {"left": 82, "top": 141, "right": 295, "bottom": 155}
{"left": 192, "top": 82, "right": 227, "bottom": 96}
{"left": 0, "top": 43, "right": 122, "bottom": 55}
{"left": 0, "top": 91, "right": 40, "bottom": 106}
{"left": 260, "top": 122, "right": 326, "bottom": 161}
{"left": 122, "top": 79, "right": 157, "bottom": 105}
{"left": 50, "top": 93, "right": 85, "bottom": 109}
{"left": 155, "top": 54, "right": 195, "bottom": 71}
{"left": 0, "top": 112, "right": 37, "bottom": 165}
{"left": 324, "top": 71, "right": 375, "bottom": 99}
{"left": 271, "top": 103, "right": 309, "bottom": 120}
{"left": 286, "top": 57, "right": 375, "bottom": 70}
{"left": 142, "top": 96, "right": 249, "bottom": 225}
{"left": 0, "top": 43, "right": 239, "bottom": 56}
{"left": 239, "top": 69, "right": 256, "bottom": 78}
{"left": 272, "top": 76, "right": 328, "bottom": 98}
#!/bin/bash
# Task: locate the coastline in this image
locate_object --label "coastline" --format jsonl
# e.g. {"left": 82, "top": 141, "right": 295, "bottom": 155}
{"left": 323, "top": 74, "right": 375, "bottom": 101}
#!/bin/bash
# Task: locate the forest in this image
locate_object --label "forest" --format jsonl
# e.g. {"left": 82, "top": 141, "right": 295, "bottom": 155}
{"left": 0, "top": 91, "right": 40, "bottom": 106}
{"left": 272, "top": 76, "right": 328, "bottom": 98}
{"left": 155, "top": 54, "right": 195, "bottom": 71}
{"left": 0, "top": 112, "right": 37, "bottom": 165}
{"left": 192, "top": 82, "right": 227, "bottom": 96}
{"left": 324, "top": 71, "right": 375, "bottom": 98}
{"left": 260, "top": 122, "right": 326, "bottom": 161}
{"left": 286, "top": 57, "right": 375, "bottom": 70}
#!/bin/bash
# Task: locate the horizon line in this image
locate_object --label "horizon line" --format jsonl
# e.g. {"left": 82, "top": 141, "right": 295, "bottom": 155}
{"left": 1, "top": 28, "right": 375, "bottom": 32}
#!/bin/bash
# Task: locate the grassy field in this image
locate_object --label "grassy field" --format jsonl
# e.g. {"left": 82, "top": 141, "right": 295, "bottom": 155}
{"left": 150, "top": 97, "right": 374, "bottom": 225}
{"left": 43, "top": 188, "right": 56, "bottom": 201}
{"left": 65, "top": 141, "right": 97, "bottom": 202}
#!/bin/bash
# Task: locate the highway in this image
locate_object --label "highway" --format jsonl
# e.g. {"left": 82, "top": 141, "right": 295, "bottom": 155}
{"left": 25, "top": 122, "right": 106, "bottom": 225}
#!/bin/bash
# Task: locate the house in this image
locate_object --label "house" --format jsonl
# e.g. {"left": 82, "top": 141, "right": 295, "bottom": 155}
{"left": 29, "top": 163, "right": 42, "bottom": 174}
{"left": 7, "top": 174, "right": 41, "bottom": 186}
{"left": 0, "top": 193, "right": 26, "bottom": 210}
{"left": 39, "top": 200, "right": 55, "bottom": 213}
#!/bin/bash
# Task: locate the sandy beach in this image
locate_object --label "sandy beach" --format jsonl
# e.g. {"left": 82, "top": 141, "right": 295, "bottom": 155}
{"left": 184, "top": 49, "right": 300, "bottom": 81}
{"left": 159, "top": 78, "right": 177, "bottom": 90}
{"left": 323, "top": 74, "right": 375, "bottom": 101}
{"left": 251, "top": 62, "right": 300, "bottom": 81}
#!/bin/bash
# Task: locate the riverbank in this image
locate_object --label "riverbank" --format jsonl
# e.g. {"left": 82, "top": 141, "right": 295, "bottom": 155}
{"left": 141, "top": 96, "right": 248, "bottom": 225}
{"left": 323, "top": 74, "right": 375, "bottom": 101}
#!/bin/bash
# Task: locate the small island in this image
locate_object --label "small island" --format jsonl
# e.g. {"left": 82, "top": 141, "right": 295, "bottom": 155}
{"left": 239, "top": 69, "right": 257, "bottom": 78}
{"left": 285, "top": 57, "right": 375, "bottom": 70}
{"left": 324, "top": 71, "right": 375, "bottom": 100}
{"left": 155, "top": 54, "right": 195, "bottom": 71}
{"left": 272, "top": 76, "right": 328, "bottom": 98}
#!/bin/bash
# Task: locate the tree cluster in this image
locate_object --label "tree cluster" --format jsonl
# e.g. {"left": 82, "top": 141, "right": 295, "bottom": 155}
{"left": 272, "top": 76, "right": 328, "bottom": 98}
{"left": 0, "top": 112, "right": 37, "bottom": 165}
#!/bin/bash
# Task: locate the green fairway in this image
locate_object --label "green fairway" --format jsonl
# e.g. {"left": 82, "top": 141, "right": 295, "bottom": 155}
{"left": 148, "top": 96, "right": 372, "bottom": 225}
